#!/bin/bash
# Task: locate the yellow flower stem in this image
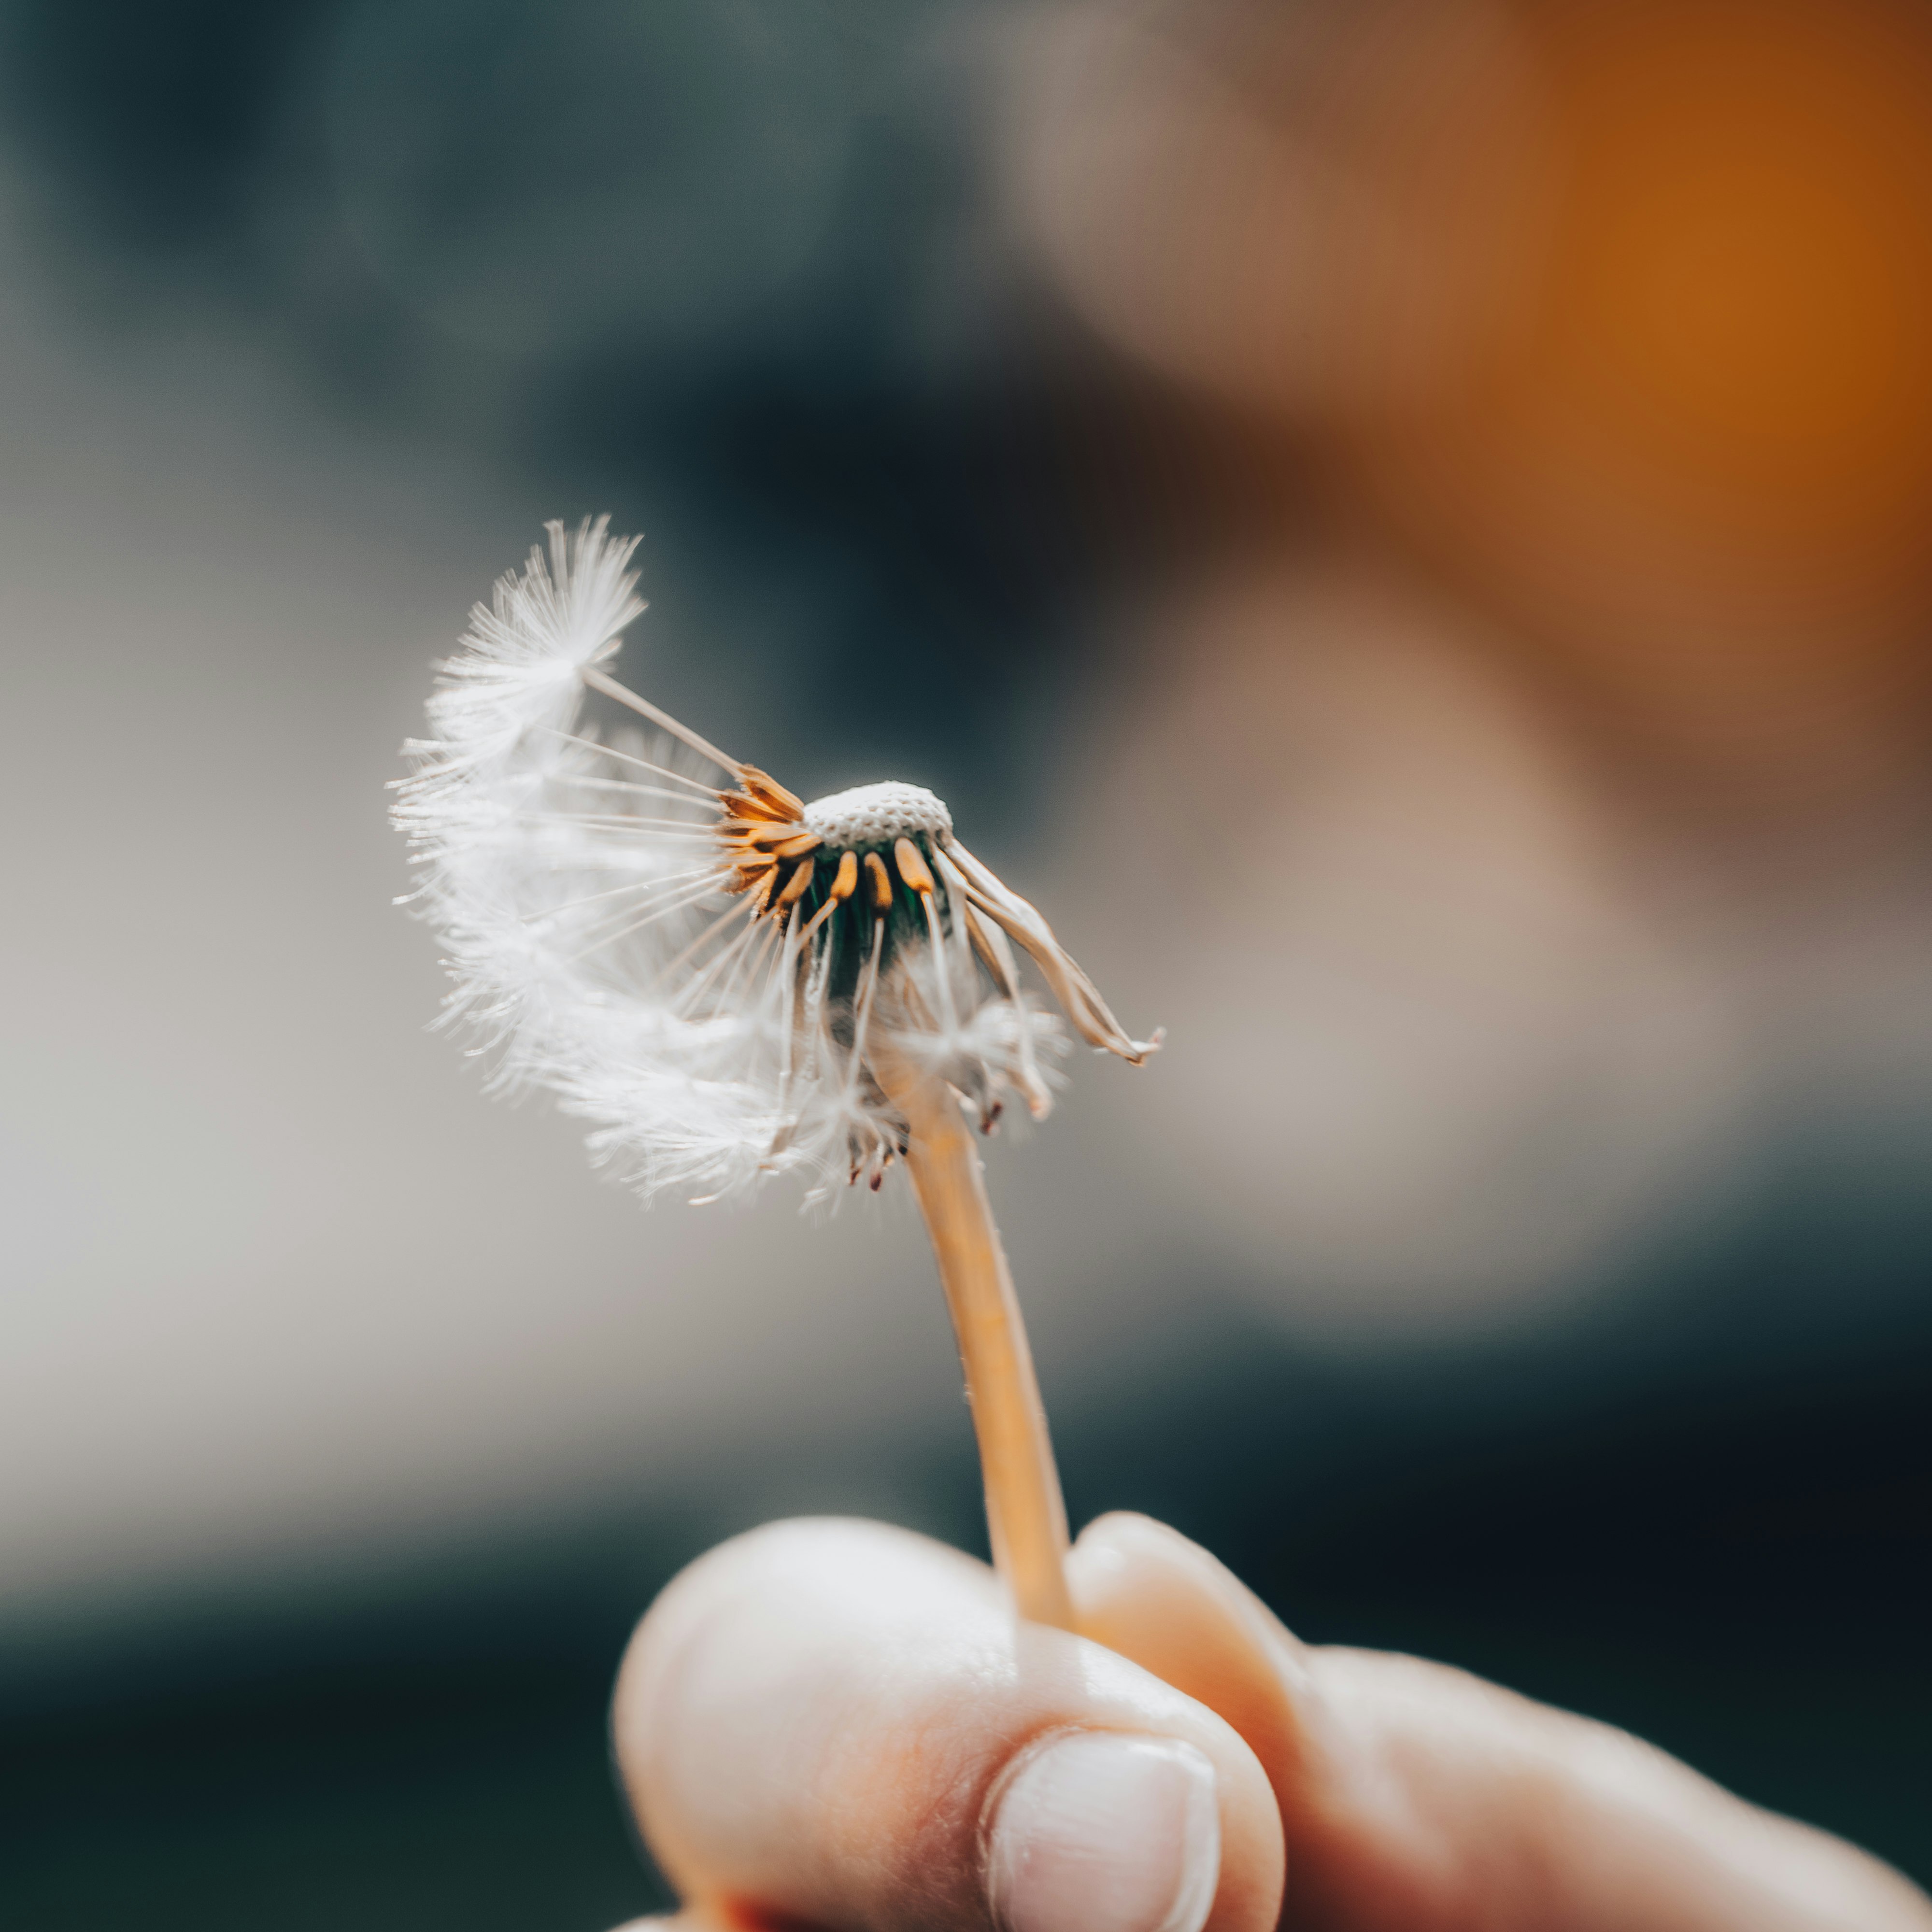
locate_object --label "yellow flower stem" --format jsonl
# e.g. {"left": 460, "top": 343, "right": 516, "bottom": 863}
{"left": 890, "top": 1063, "right": 1075, "bottom": 1631}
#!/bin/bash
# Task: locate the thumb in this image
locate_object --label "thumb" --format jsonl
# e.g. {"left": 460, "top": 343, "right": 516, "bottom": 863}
{"left": 1067, "top": 1512, "right": 1932, "bottom": 1932}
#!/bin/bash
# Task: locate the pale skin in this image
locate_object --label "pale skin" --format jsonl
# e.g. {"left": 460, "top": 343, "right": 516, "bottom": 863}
{"left": 609, "top": 1512, "right": 1932, "bottom": 1932}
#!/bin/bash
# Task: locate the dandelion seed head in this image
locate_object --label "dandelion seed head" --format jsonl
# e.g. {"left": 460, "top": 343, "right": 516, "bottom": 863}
{"left": 394, "top": 519, "right": 1156, "bottom": 1206}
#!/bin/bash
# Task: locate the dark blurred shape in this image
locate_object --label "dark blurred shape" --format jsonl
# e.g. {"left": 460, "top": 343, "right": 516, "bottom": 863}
{"left": 325, "top": 0, "right": 852, "bottom": 356}
{"left": 0, "top": 0, "right": 1165, "bottom": 838}
{"left": 0, "top": 0, "right": 329, "bottom": 256}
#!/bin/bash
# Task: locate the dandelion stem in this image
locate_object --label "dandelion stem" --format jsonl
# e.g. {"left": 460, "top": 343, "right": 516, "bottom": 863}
{"left": 886, "top": 1062, "right": 1074, "bottom": 1631}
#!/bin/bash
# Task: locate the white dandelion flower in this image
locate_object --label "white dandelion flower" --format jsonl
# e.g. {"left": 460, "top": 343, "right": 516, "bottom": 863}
{"left": 395, "top": 518, "right": 1159, "bottom": 1629}
{"left": 394, "top": 517, "right": 1156, "bottom": 1208}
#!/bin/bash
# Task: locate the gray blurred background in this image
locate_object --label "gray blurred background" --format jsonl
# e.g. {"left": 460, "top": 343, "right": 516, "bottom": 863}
{"left": 2, "top": 0, "right": 1930, "bottom": 1925}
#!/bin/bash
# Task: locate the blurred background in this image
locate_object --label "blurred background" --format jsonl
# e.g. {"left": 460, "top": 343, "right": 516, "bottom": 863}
{"left": 3, "top": 0, "right": 1930, "bottom": 1923}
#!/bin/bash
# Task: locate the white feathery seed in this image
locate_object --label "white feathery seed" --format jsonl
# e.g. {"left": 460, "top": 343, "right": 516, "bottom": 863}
{"left": 394, "top": 518, "right": 1156, "bottom": 1204}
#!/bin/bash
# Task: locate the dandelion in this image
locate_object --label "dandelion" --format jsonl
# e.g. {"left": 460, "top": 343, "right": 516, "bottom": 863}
{"left": 394, "top": 518, "right": 1157, "bottom": 1626}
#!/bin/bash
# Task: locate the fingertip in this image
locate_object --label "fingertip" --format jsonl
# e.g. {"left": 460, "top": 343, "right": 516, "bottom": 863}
{"left": 615, "top": 1518, "right": 994, "bottom": 1753}
{"left": 1069, "top": 1512, "right": 1318, "bottom": 1809}
{"left": 1071, "top": 1512, "right": 1309, "bottom": 1669}
{"left": 1075, "top": 1515, "right": 1301, "bottom": 1641}
{"left": 612, "top": 1517, "right": 999, "bottom": 1884}
{"left": 637, "top": 1515, "right": 994, "bottom": 1645}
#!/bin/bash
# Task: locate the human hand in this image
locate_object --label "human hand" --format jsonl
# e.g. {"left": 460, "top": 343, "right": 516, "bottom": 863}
{"left": 608, "top": 1513, "right": 1932, "bottom": 1932}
